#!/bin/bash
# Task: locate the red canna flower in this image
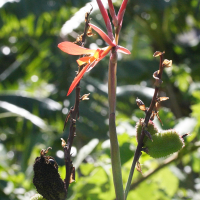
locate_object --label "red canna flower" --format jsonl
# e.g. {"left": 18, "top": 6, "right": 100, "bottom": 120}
{"left": 58, "top": 23, "right": 130, "bottom": 96}
{"left": 58, "top": 0, "right": 130, "bottom": 96}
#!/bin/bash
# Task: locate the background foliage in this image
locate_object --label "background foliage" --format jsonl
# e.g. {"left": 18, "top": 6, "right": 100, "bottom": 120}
{"left": 0, "top": 0, "right": 200, "bottom": 199}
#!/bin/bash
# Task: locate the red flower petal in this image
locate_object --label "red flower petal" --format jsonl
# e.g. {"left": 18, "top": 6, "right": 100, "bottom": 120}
{"left": 108, "top": 0, "right": 118, "bottom": 27}
{"left": 89, "top": 24, "right": 115, "bottom": 47}
{"left": 67, "top": 61, "right": 98, "bottom": 96}
{"left": 58, "top": 41, "right": 96, "bottom": 55}
{"left": 116, "top": 45, "right": 131, "bottom": 54}
{"left": 96, "top": 0, "right": 114, "bottom": 41}
{"left": 117, "top": 0, "right": 128, "bottom": 26}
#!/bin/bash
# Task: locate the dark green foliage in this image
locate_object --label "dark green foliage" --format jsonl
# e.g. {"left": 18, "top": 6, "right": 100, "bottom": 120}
{"left": 0, "top": 0, "right": 200, "bottom": 199}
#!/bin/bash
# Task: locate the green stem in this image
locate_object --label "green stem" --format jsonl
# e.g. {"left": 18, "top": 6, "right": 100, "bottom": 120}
{"left": 108, "top": 49, "right": 124, "bottom": 200}
{"left": 124, "top": 133, "right": 144, "bottom": 199}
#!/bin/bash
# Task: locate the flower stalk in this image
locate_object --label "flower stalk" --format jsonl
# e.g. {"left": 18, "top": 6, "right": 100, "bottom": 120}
{"left": 108, "top": 49, "right": 124, "bottom": 200}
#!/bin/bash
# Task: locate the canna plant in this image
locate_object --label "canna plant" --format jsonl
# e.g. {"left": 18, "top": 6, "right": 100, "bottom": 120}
{"left": 32, "top": 0, "right": 187, "bottom": 200}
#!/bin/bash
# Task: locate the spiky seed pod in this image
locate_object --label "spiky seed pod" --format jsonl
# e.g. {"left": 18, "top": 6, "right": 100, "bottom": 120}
{"left": 136, "top": 119, "right": 158, "bottom": 143}
{"left": 144, "top": 130, "right": 185, "bottom": 158}
{"left": 33, "top": 149, "right": 67, "bottom": 200}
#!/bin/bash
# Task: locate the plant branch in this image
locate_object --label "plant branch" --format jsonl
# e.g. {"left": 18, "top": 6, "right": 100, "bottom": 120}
{"left": 63, "top": 8, "right": 92, "bottom": 195}
{"left": 125, "top": 52, "right": 164, "bottom": 199}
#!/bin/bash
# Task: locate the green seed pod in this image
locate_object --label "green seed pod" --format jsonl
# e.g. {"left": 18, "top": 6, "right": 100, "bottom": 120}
{"left": 144, "top": 130, "right": 185, "bottom": 158}
{"left": 30, "top": 194, "right": 46, "bottom": 200}
{"left": 33, "top": 148, "right": 67, "bottom": 200}
{"left": 136, "top": 119, "right": 158, "bottom": 143}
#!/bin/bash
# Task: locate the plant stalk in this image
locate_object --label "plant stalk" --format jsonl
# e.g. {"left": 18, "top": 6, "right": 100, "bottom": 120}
{"left": 108, "top": 49, "right": 124, "bottom": 200}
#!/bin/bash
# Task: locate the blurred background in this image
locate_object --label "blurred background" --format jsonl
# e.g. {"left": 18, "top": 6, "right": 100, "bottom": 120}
{"left": 0, "top": 0, "right": 200, "bottom": 199}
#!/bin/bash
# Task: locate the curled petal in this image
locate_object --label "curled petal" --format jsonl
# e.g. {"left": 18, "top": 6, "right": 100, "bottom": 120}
{"left": 117, "top": 0, "right": 128, "bottom": 26}
{"left": 58, "top": 41, "right": 96, "bottom": 55}
{"left": 96, "top": 0, "right": 114, "bottom": 41}
{"left": 116, "top": 45, "right": 131, "bottom": 54}
{"left": 89, "top": 24, "right": 116, "bottom": 47}
{"left": 67, "top": 61, "right": 98, "bottom": 96}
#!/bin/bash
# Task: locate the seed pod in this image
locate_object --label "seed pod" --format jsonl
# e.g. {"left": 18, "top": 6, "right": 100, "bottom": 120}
{"left": 136, "top": 119, "right": 158, "bottom": 143}
{"left": 162, "top": 59, "right": 172, "bottom": 68}
{"left": 33, "top": 148, "right": 67, "bottom": 200}
{"left": 144, "top": 130, "right": 185, "bottom": 158}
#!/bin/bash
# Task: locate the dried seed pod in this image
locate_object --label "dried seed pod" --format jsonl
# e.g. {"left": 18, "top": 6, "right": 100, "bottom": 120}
{"left": 144, "top": 130, "right": 185, "bottom": 158}
{"left": 80, "top": 93, "right": 90, "bottom": 101}
{"left": 157, "top": 97, "right": 169, "bottom": 102}
{"left": 153, "top": 51, "right": 165, "bottom": 57}
{"left": 33, "top": 148, "right": 67, "bottom": 200}
{"left": 136, "top": 119, "right": 158, "bottom": 143}
{"left": 162, "top": 59, "right": 172, "bottom": 68}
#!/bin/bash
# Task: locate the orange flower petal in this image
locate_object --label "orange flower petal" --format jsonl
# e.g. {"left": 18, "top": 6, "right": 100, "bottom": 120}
{"left": 67, "top": 61, "right": 98, "bottom": 96}
{"left": 58, "top": 41, "right": 96, "bottom": 55}
{"left": 76, "top": 56, "right": 93, "bottom": 66}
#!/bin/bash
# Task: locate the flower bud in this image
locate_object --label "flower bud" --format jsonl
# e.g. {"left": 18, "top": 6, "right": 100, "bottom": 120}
{"left": 144, "top": 130, "right": 185, "bottom": 158}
